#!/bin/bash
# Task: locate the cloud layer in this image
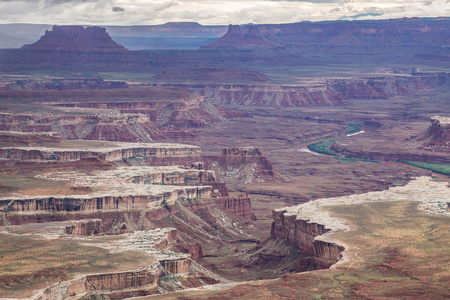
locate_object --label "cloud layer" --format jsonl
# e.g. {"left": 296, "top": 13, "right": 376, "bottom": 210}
{"left": 0, "top": 0, "right": 448, "bottom": 25}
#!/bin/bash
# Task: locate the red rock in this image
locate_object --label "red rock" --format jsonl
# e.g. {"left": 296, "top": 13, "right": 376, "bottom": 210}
{"left": 216, "top": 194, "right": 253, "bottom": 220}
{"left": 159, "top": 258, "right": 191, "bottom": 274}
{"left": 65, "top": 219, "right": 103, "bottom": 236}
{"left": 271, "top": 209, "right": 344, "bottom": 270}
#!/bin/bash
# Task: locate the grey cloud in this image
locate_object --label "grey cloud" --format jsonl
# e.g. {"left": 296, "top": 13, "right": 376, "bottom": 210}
{"left": 112, "top": 6, "right": 124, "bottom": 12}
{"left": 154, "top": 1, "right": 177, "bottom": 12}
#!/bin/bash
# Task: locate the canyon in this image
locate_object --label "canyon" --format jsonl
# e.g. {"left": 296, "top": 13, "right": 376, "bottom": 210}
{"left": 0, "top": 18, "right": 449, "bottom": 299}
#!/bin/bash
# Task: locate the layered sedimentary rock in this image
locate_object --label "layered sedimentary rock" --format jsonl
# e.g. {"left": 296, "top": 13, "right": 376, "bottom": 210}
{"left": 146, "top": 147, "right": 275, "bottom": 184}
{"left": 152, "top": 75, "right": 430, "bottom": 107}
{"left": 216, "top": 194, "right": 254, "bottom": 220}
{"left": 160, "top": 258, "right": 191, "bottom": 274}
{"left": 271, "top": 177, "right": 450, "bottom": 272}
{"left": 35, "top": 265, "right": 161, "bottom": 300}
{"left": 0, "top": 142, "right": 200, "bottom": 161}
{"left": 271, "top": 210, "right": 344, "bottom": 270}
{"left": 65, "top": 219, "right": 103, "bottom": 236}
{"left": 0, "top": 186, "right": 212, "bottom": 213}
{"left": 125, "top": 167, "right": 215, "bottom": 186}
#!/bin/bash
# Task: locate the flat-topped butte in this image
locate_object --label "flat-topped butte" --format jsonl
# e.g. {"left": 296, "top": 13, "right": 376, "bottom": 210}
{"left": 0, "top": 141, "right": 200, "bottom": 161}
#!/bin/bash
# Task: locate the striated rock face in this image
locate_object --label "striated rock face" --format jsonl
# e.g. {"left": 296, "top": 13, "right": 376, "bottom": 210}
{"left": 271, "top": 177, "right": 450, "bottom": 273}
{"left": 0, "top": 186, "right": 212, "bottom": 213}
{"left": 216, "top": 194, "right": 254, "bottom": 220}
{"left": 271, "top": 210, "right": 344, "bottom": 271}
{"left": 35, "top": 266, "right": 161, "bottom": 300}
{"left": 0, "top": 142, "right": 200, "bottom": 161}
{"left": 65, "top": 219, "right": 103, "bottom": 236}
{"left": 22, "top": 25, "right": 129, "bottom": 53}
{"left": 160, "top": 258, "right": 191, "bottom": 274}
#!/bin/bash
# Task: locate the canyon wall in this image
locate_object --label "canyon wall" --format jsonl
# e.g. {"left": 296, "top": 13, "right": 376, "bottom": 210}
{"left": 34, "top": 266, "right": 161, "bottom": 300}
{"left": 65, "top": 219, "right": 104, "bottom": 236}
{"left": 152, "top": 75, "right": 430, "bottom": 107}
{"left": 0, "top": 186, "right": 212, "bottom": 213}
{"left": 271, "top": 210, "right": 344, "bottom": 271}
{"left": 216, "top": 194, "right": 254, "bottom": 220}
{"left": 160, "top": 258, "right": 191, "bottom": 274}
{"left": 0, "top": 143, "right": 200, "bottom": 161}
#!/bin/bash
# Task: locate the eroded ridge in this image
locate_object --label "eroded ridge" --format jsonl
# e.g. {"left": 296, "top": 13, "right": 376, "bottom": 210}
{"left": 271, "top": 177, "right": 450, "bottom": 270}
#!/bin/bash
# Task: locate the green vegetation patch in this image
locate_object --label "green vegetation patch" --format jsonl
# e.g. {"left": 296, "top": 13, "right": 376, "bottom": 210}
{"left": 346, "top": 123, "right": 362, "bottom": 134}
{"left": 402, "top": 161, "right": 450, "bottom": 176}
{"left": 290, "top": 135, "right": 334, "bottom": 148}
{"left": 334, "top": 157, "right": 380, "bottom": 163}
{"left": 307, "top": 138, "right": 341, "bottom": 156}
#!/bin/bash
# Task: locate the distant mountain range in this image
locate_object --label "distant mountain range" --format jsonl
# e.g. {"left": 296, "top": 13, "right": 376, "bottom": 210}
{"left": 0, "top": 18, "right": 448, "bottom": 71}
{"left": 0, "top": 22, "right": 228, "bottom": 50}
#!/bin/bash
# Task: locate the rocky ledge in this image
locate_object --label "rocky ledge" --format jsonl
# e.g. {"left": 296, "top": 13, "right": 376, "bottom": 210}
{"left": 0, "top": 142, "right": 200, "bottom": 161}
{"left": 271, "top": 177, "right": 450, "bottom": 270}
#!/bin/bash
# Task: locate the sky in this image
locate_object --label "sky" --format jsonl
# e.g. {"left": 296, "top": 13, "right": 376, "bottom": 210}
{"left": 0, "top": 0, "right": 448, "bottom": 25}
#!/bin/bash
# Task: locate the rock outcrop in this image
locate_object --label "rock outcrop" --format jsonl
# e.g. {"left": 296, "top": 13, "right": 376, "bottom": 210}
{"left": 271, "top": 210, "right": 344, "bottom": 270}
{"left": 412, "top": 116, "right": 450, "bottom": 152}
{"left": 22, "top": 25, "right": 129, "bottom": 53}
{"left": 0, "top": 186, "right": 212, "bottom": 213}
{"left": 0, "top": 142, "right": 200, "bottom": 161}
{"left": 65, "top": 219, "right": 103, "bottom": 236}
{"left": 160, "top": 258, "right": 191, "bottom": 274}
{"left": 216, "top": 194, "right": 255, "bottom": 220}
{"left": 34, "top": 265, "right": 161, "bottom": 300}
{"left": 270, "top": 177, "right": 450, "bottom": 273}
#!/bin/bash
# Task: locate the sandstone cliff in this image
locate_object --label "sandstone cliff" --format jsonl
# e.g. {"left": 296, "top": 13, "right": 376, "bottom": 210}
{"left": 34, "top": 265, "right": 161, "bottom": 300}
{"left": 271, "top": 210, "right": 344, "bottom": 271}
{"left": 0, "top": 142, "right": 200, "bottom": 161}
{"left": 270, "top": 177, "right": 450, "bottom": 273}
{"left": 412, "top": 116, "right": 450, "bottom": 152}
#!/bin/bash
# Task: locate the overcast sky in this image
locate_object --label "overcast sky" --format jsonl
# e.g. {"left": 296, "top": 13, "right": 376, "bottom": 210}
{"left": 0, "top": 0, "right": 448, "bottom": 25}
